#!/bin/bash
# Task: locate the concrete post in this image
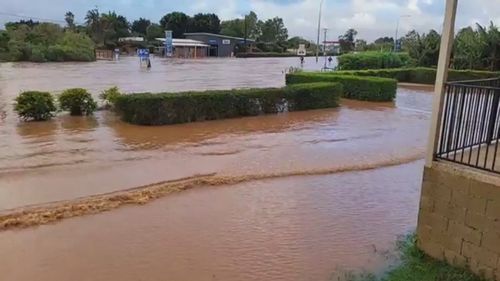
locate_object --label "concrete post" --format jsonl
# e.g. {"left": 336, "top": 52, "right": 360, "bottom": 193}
{"left": 425, "top": 0, "right": 458, "bottom": 167}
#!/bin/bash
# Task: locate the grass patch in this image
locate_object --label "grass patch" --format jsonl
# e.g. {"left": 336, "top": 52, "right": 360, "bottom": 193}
{"left": 344, "top": 235, "right": 484, "bottom": 281}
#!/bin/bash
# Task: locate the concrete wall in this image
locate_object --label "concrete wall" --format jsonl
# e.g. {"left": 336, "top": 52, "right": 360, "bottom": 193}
{"left": 184, "top": 34, "right": 237, "bottom": 57}
{"left": 417, "top": 162, "right": 500, "bottom": 280}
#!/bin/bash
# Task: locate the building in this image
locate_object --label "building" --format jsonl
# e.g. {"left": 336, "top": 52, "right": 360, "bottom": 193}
{"left": 418, "top": 1, "right": 500, "bottom": 280}
{"left": 184, "top": 33, "right": 255, "bottom": 57}
{"left": 155, "top": 38, "right": 209, "bottom": 58}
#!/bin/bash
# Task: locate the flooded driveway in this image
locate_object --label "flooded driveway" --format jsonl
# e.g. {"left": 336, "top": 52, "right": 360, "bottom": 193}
{"left": 0, "top": 57, "right": 433, "bottom": 281}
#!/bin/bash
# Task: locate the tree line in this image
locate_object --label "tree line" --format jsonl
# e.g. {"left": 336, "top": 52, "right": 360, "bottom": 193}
{"left": 0, "top": 9, "right": 304, "bottom": 62}
{"left": 338, "top": 22, "right": 500, "bottom": 71}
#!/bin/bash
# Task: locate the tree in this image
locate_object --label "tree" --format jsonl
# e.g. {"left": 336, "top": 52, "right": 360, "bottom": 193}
{"left": 454, "top": 27, "right": 484, "bottom": 69}
{"left": 374, "top": 37, "right": 394, "bottom": 44}
{"left": 160, "top": 12, "right": 189, "bottom": 38}
{"left": 146, "top": 23, "right": 164, "bottom": 41}
{"left": 476, "top": 22, "right": 500, "bottom": 71}
{"left": 402, "top": 29, "right": 440, "bottom": 67}
{"left": 131, "top": 18, "right": 151, "bottom": 36}
{"left": 85, "top": 9, "right": 130, "bottom": 48}
{"left": 258, "top": 17, "right": 288, "bottom": 42}
{"left": 65, "top": 11, "right": 76, "bottom": 30}
{"left": 354, "top": 39, "right": 367, "bottom": 51}
{"left": 220, "top": 11, "right": 260, "bottom": 39}
{"left": 338, "top": 28, "right": 358, "bottom": 53}
{"left": 188, "top": 13, "right": 221, "bottom": 34}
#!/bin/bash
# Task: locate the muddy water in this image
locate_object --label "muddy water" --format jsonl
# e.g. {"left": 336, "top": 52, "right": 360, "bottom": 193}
{"left": 0, "top": 161, "right": 423, "bottom": 281}
{"left": 0, "top": 58, "right": 433, "bottom": 280}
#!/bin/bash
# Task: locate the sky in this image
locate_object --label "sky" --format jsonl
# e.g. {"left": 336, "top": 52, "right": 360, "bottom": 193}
{"left": 1, "top": 0, "right": 500, "bottom": 42}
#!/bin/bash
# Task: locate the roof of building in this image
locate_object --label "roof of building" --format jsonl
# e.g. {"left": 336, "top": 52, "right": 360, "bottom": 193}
{"left": 155, "top": 38, "right": 209, "bottom": 47}
{"left": 118, "top": 37, "right": 145, "bottom": 42}
{"left": 184, "top": 32, "right": 256, "bottom": 42}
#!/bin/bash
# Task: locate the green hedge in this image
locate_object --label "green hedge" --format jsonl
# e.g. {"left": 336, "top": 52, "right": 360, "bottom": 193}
{"left": 332, "top": 67, "right": 500, "bottom": 84}
{"left": 337, "top": 52, "right": 413, "bottom": 70}
{"left": 115, "top": 82, "right": 342, "bottom": 125}
{"left": 286, "top": 73, "right": 397, "bottom": 102}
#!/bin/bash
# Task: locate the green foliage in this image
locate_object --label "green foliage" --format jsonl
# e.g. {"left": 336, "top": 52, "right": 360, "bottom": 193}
{"left": 115, "top": 83, "right": 341, "bottom": 125}
{"left": 14, "top": 91, "right": 56, "bottom": 121}
{"left": 189, "top": 13, "right": 221, "bottom": 34}
{"left": 220, "top": 12, "right": 259, "bottom": 39}
{"left": 160, "top": 12, "right": 190, "bottom": 38}
{"left": 58, "top": 88, "right": 97, "bottom": 116}
{"left": 286, "top": 72, "right": 397, "bottom": 102}
{"left": 0, "top": 21, "right": 95, "bottom": 62}
{"left": 258, "top": 17, "right": 288, "bottom": 43}
{"left": 330, "top": 67, "right": 500, "bottom": 84}
{"left": 337, "top": 52, "right": 413, "bottom": 70}
{"left": 146, "top": 24, "right": 164, "bottom": 42}
{"left": 99, "top": 86, "right": 123, "bottom": 107}
{"left": 339, "top": 29, "right": 358, "bottom": 53}
{"left": 85, "top": 9, "right": 130, "bottom": 49}
{"left": 349, "top": 234, "right": 484, "bottom": 281}
{"left": 402, "top": 30, "right": 441, "bottom": 67}
{"left": 131, "top": 18, "right": 151, "bottom": 36}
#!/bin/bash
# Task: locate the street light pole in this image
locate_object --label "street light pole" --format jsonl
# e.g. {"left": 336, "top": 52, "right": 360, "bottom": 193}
{"left": 315, "top": 0, "right": 324, "bottom": 63}
{"left": 323, "top": 28, "right": 328, "bottom": 69}
{"left": 394, "top": 15, "right": 411, "bottom": 52}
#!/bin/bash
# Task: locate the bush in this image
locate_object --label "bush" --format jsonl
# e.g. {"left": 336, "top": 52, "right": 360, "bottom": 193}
{"left": 337, "top": 52, "right": 412, "bottom": 70}
{"left": 14, "top": 91, "right": 56, "bottom": 121}
{"left": 115, "top": 83, "right": 342, "bottom": 125}
{"left": 58, "top": 88, "right": 97, "bottom": 116}
{"left": 327, "top": 67, "right": 500, "bottom": 84}
{"left": 286, "top": 72, "right": 397, "bottom": 102}
{"left": 99, "top": 86, "right": 123, "bottom": 107}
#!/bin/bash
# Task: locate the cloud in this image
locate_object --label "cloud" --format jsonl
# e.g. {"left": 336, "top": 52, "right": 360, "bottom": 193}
{"left": 0, "top": 0, "right": 500, "bottom": 42}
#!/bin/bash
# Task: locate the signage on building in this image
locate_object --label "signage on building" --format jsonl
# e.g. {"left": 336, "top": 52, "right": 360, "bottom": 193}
{"left": 297, "top": 44, "right": 307, "bottom": 56}
{"left": 165, "top": 30, "right": 173, "bottom": 57}
{"left": 222, "top": 39, "right": 231, "bottom": 45}
{"left": 137, "top": 49, "right": 149, "bottom": 58}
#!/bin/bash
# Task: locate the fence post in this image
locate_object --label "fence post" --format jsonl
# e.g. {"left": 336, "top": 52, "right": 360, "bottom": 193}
{"left": 487, "top": 90, "right": 500, "bottom": 143}
{"left": 425, "top": 0, "right": 458, "bottom": 167}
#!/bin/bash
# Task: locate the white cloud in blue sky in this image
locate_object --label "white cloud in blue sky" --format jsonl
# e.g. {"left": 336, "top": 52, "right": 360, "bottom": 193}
{"left": 1, "top": 0, "right": 499, "bottom": 41}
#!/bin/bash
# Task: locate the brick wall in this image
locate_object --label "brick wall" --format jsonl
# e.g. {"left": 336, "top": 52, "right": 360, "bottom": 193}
{"left": 417, "top": 162, "right": 500, "bottom": 280}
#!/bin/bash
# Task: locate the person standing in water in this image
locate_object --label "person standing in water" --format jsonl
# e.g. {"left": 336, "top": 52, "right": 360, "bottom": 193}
{"left": 147, "top": 58, "right": 151, "bottom": 69}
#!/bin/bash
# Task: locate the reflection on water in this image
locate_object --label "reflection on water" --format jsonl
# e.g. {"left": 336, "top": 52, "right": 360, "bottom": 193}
{"left": 0, "top": 161, "right": 423, "bottom": 281}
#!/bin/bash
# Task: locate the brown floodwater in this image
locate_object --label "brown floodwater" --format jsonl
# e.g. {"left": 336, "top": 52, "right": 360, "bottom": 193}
{"left": 0, "top": 161, "right": 423, "bottom": 281}
{"left": 0, "top": 57, "right": 433, "bottom": 280}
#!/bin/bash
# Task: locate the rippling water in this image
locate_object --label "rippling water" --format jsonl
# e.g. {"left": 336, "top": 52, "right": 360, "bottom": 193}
{"left": 0, "top": 161, "right": 423, "bottom": 281}
{"left": 0, "top": 57, "right": 433, "bottom": 281}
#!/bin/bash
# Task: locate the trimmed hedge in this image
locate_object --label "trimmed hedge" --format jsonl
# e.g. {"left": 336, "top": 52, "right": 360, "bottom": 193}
{"left": 115, "top": 82, "right": 342, "bottom": 125}
{"left": 337, "top": 52, "right": 413, "bottom": 70}
{"left": 331, "top": 67, "right": 500, "bottom": 84}
{"left": 286, "top": 73, "right": 397, "bottom": 102}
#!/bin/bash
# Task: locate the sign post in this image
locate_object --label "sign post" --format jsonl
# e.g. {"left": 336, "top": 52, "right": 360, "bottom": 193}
{"left": 165, "top": 30, "right": 173, "bottom": 57}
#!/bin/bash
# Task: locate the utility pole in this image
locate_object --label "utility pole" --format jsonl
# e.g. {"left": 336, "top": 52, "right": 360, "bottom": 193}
{"left": 315, "top": 0, "right": 324, "bottom": 63}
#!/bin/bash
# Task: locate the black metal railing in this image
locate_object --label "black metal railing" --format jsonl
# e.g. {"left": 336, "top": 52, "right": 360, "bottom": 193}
{"left": 436, "top": 77, "right": 500, "bottom": 173}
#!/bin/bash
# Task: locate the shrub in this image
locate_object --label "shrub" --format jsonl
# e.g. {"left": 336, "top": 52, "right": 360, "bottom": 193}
{"left": 14, "top": 91, "right": 56, "bottom": 121}
{"left": 99, "top": 86, "right": 123, "bottom": 107}
{"left": 286, "top": 72, "right": 397, "bottom": 102}
{"left": 323, "top": 67, "right": 500, "bottom": 85}
{"left": 58, "top": 88, "right": 97, "bottom": 116}
{"left": 115, "top": 83, "right": 341, "bottom": 125}
{"left": 337, "top": 52, "right": 412, "bottom": 70}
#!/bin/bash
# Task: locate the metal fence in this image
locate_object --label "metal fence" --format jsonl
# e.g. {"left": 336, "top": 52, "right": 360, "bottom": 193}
{"left": 436, "top": 77, "right": 500, "bottom": 173}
